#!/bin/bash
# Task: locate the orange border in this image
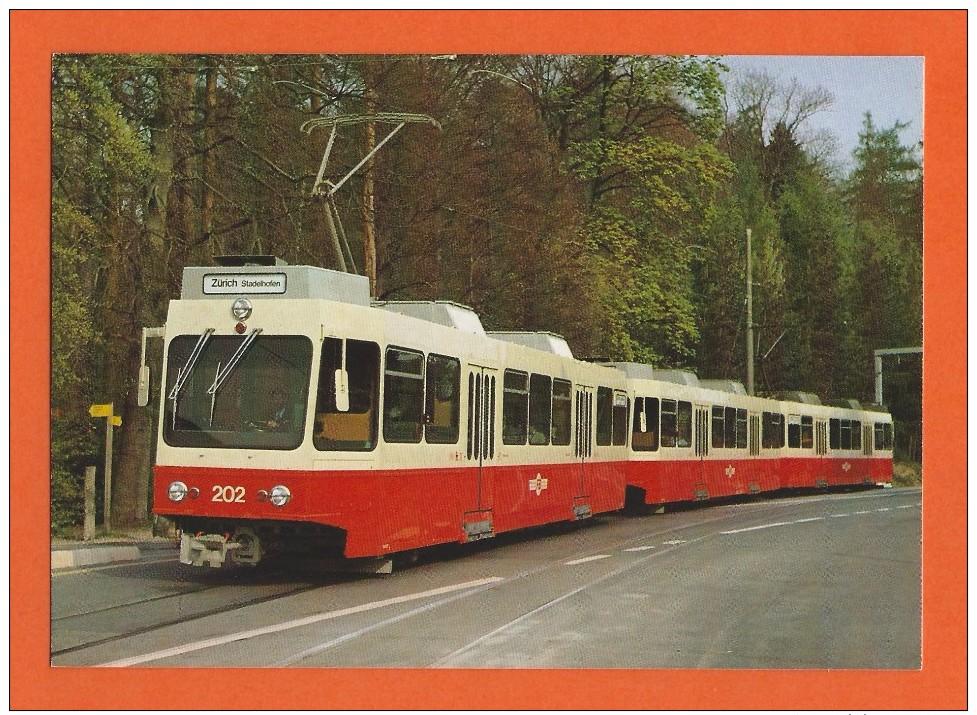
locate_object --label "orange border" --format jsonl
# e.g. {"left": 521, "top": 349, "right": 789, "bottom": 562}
{"left": 13, "top": 10, "right": 966, "bottom": 710}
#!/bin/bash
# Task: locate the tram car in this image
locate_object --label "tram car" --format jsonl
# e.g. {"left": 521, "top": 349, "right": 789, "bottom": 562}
{"left": 140, "top": 257, "right": 893, "bottom": 571}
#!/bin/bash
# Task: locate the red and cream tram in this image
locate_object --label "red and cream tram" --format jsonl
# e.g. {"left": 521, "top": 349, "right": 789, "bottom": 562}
{"left": 141, "top": 257, "right": 893, "bottom": 571}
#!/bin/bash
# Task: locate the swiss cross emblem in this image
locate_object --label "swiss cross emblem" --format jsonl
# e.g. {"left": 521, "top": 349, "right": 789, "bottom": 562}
{"left": 529, "top": 473, "right": 549, "bottom": 496}
{"left": 725, "top": 464, "right": 736, "bottom": 478}
{"left": 842, "top": 462, "right": 852, "bottom": 472}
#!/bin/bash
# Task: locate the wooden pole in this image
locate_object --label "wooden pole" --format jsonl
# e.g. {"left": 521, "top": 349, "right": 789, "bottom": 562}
{"left": 104, "top": 402, "right": 114, "bottom": 533}
{"left": 84, "top": 466, "right": 96, "bottom": 541}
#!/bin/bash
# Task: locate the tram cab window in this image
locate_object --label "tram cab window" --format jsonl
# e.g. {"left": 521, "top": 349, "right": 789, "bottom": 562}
{"left": 163, "top": 334, "right": 312, "bottom": 450}
{"left": 502, "top": 370, "right": 529, "bottom": 445}
{"left": 632, "top": 396, "right": 659, "bottom": 452}
{"left": 315, "top": 339, "right": 379, "bottom": 452}
{"left": 762, "top": 411, "right": 784, "bottom": 449}
{"left": 661, "top": 399, "right": 692, "bottom": 448}
{"left": 425, "top": 354, "right": 461, "bottom": 444}
{"left": 528, "top": 374, "right": 552, "bottom": 445}
{"left": 383, "top": 347, "right": 425, "bottom": 443}
{"left": 551, "top": 379, "right": 572, "bottom": 446}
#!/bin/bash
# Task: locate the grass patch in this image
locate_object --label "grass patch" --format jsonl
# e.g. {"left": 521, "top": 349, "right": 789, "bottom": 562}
{"left": 892, "top": 461, "right": 922, "bottom": 488}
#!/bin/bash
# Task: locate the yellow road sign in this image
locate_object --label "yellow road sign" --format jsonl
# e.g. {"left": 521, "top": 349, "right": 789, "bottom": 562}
{"left": 89, "top": 404, "right": 113, "bottom": 418}
{"left": 110, "top": 416, "right": 122, "bottom": 427}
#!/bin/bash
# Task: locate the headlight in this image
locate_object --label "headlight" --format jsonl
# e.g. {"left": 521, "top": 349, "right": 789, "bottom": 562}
{"left": 168, "top": 481, "right": 189, "bottom": 502}
{"left": 231, "top": 297, "right": 253, "bottom": 320}
{"left": 269, "top": 485, "right": 291, "bottom": 507}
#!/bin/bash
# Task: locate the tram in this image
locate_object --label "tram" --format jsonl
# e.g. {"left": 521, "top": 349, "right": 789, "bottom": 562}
{"left": 140, "top": 257, "right": 893, "bottom": 571}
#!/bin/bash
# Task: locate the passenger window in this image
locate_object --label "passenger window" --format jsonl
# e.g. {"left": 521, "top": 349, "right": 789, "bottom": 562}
{"left": 711, "top": 406, "right": 725, "bottom": 448}
{"left": 612, "top": 391, "right": 629, "bottom": 446}
{"left": 788, "top": 414, "right": 801, "bottom": 448}
{"left": 801, "top": 416, "right": 814, "bottom": 449}
{"left": 383, "top": 347, "right": 425, "bottom": 443}
{"left": 596, "top": 386, "right": 613, "bottom": 446}
{"left": 529, "top": 374, "right": 552, "bottom": 445}
{"left": 674, "top": 400, "right": 693, "bottom": 448}
{"left": 315, "top": 339, "right": 379, "bottom": 452}
{"left": 829, "top": 418, "right": 840, "bottom": 450}
{"left": 551, "top": 379, "right": 572, "bottom": 446}
{"left": 762, "top": 411, "right": 783, "bottom": 449}
{"left": 502, "top": 370, "right": 529, "bottom": 445}
{"left": 632, "top": 396, "right": 659, "bottom": 452}
{"left": 724, "top": 406, "right": 737, "bottom": 448}
{"left": 425, "top": 354, "right": 460, "bottom": 444}
{"left": 736, "top": 409, "right": 748, "bottom": 449}
{"left": 852, "top": 421, "right": 862, "bottom": 450}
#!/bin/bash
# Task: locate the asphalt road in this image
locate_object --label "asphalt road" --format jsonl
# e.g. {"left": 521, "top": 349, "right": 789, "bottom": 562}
{"left": 52, "top": 486, "right": 921, "bottom": 670}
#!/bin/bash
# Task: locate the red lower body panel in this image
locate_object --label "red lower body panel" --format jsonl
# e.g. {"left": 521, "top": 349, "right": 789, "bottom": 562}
{"left": 154, "top": 460, "right": 626, "bottom": 559}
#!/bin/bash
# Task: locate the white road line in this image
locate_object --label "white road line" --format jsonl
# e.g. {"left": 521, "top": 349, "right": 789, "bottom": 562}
{"left": 98, "top": 576, "right": 504, "bottom": 667}
{"left": 564, "top": 554, "right": 611, "bottom": 566}
{"left": 721, "top": 517, "right": 823, "bottom": 535}
{"left": 624, "top": 546, "right": 657, "bottom": 552}
{"left": 662, "top": 539, "right": 687, "bottom": 545}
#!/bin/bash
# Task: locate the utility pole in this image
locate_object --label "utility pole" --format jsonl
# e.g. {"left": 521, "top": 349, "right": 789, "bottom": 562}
{"left": 363, "top": 59, "right": 378, "bottom": 296}
{"left": 746, "top": 228, "right": 755, "bottom": 396}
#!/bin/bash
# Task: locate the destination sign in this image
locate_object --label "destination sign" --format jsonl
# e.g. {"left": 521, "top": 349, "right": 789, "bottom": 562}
{"left": 203, "top": 272, "right": 287, "bottom": 295}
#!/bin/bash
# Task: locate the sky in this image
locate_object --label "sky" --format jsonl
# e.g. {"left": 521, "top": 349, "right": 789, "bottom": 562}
{"left": 718, "top": 55, "right": 924, "bottom": 169}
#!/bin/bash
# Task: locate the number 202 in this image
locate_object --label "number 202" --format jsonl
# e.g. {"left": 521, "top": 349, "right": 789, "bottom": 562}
{"left": 212, "top": 485, "right": 246, "bottom": 503}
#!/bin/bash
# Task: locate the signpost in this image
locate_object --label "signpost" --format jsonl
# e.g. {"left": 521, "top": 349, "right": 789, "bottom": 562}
{"left": 89, "top": 403, "right": 121, "bottom": 533}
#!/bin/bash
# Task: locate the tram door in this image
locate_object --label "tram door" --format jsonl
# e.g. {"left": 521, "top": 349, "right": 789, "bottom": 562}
{"left": 465, "top": 367, "right": 497, "bottom": 528}
{"left": 574, "top": 386, "right": 595, "bottom": 497}
{"left": 693, "top": 406, "right": 710, "bottom": 499}
{"left": 815, "top": 418, "right": 828, "bottom": 486}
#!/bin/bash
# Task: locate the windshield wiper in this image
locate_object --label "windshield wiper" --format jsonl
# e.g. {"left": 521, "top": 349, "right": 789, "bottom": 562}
{"left": 168, "top": 329, "right": 215, "bottom": 428}
{"left": 207, "top": 328, "right": 263, "bottom": 425}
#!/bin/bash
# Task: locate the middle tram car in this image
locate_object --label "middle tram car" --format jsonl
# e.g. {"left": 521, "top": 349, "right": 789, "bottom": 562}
{"left": 146, "top": 258, "right": 893, "bottom": 571}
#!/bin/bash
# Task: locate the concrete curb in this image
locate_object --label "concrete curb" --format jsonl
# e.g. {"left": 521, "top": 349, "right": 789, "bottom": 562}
{"left": 51, "top": 545, "right": 143, "bottom": 570}
{"left": 51, "top": 540, "right": 177, "bottom": 571}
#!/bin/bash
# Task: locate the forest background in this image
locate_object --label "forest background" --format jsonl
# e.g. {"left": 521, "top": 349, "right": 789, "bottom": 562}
{"left": 50, "top": 54, "right": 923, "bottom": 532}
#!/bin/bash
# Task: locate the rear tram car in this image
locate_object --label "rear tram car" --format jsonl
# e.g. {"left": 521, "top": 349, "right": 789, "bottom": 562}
{"left": 141, "top": 257, "right": 893, "bottom": 571}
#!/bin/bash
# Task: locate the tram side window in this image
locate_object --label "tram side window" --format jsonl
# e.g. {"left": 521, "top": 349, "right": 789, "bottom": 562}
{"left": 662, "top": 399, "right": 692, "bottom": 448}
{"left": 762, "top": 412, "right": 785, "bottom": 449}
{"left": 711, "top": 406, "right": 725, "bottom": 449}
{"left": 612, "top": 391, "right": 629, "bottom": 446}
{"left": 425, "top": 354, "right": 460, "bottom": 444}
{"left": 551, "top": 379, "right": 572, "bottom": 446}
{"left": 383, "top": 347, "right": 425, "bottom": 443}
{"left": 736, "top": 408, "right": 747, "bottom": 448}
{"left": 875, "top": 422, "right": 894, "bottom": 451}
{"left": 801, "top": 416, "right": 814, "bottom": 448}
{"left": 503, "top": 370, "right": 529, "bottom": 445}
{"left": 829, "top": 418, "right": 840, "bottom": 449}
{"left": 632, "top": 396, "right": 660, "bottom": 452}
{"left": 852, "top": 421, "right": 861, "bottom": 450}
{"left": 314, "top": 339, "right": 379, "bottom": 451}
{"left": 596, "top": 387, "right": 614, "bottom": 446}
{"left": 529, "top": 374, "right": 552, "bottom": 445}
{"left": 788, "top": 415, "right": 801, "bottom": 448}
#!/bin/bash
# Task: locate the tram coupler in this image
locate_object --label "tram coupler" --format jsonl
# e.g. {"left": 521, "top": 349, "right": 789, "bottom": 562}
{"left": 180, "top": 533, "right": 243, "bottom": 568}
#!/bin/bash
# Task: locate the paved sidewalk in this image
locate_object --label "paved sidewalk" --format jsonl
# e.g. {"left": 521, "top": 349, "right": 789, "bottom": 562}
{"left": 51, "top": 526, "right": 179, "bottom": 571}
